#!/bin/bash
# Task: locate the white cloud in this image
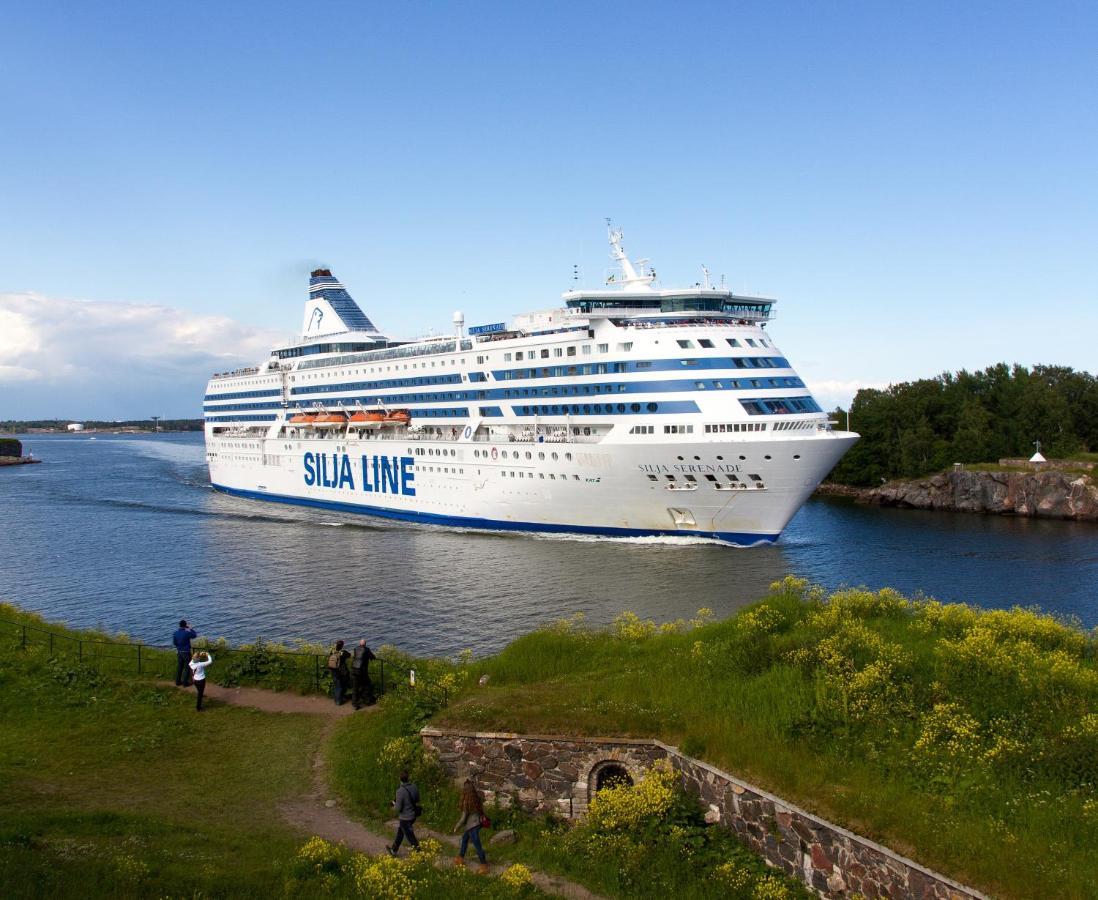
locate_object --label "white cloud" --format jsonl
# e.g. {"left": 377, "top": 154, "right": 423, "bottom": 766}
{"left": 804, "top": 378, "right": 890, "bottom": 411}
{"left": 0, "top": 292, "right": 285, "bottom": 419}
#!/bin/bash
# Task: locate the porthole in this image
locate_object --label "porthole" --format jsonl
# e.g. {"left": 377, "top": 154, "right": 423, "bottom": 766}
{"left": 793, "top": 454, "right": 801, "bottom": 460}
{"left": 677, "top": 456, "right": 684, "bottom": 461}
{"left": 716, "top": 455, "right": 723, "bottom": 461}
{"left": 764, "top": 455, "right": 771, "bottom": 460}
{"left": 693, "top": 456, "right": 700, "bottom": 461}
{"left": 739, "top": 455, "right": 746, "bottom": 460}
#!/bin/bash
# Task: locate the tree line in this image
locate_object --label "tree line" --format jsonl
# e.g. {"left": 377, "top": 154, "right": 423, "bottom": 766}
{"left": 827, "top": 364, "right": 1098, "bottom": 486}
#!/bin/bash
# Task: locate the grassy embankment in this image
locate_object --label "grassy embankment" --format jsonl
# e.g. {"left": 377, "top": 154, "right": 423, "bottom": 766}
{"left": 7, "top": 588, "right": 1095, "bottom": 900}
{"left": 419, "top": 579, "right": 1096, "bottom": 900}
{"left": 327, "top": 645, "right": 810, "bottom": 899}
{"left": 0, "top": 605, "right": 541, "bottom": 899}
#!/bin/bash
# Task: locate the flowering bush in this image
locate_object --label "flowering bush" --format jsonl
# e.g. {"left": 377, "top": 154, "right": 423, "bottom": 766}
{"left": 587, "top": 761, "right": 676, "bottom": 832}
{"left": 500, "top": 863, "right": 534, "bottom": 890}
{"left": 347, "top": 852, "right": 414, "bottom": 900}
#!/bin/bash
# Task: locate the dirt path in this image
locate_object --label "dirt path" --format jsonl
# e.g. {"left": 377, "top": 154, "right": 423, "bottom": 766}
{"left": 165, "top": 681, "right": 358, "bottom": 716}
{"left": 281, "top": 714, "right": 604, "bottom": 899}
{"left": 167, "top": 681, "right": 603, "bottom": 898}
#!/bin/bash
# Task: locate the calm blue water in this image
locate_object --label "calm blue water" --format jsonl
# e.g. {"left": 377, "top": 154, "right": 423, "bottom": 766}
{"left": 1, "top": 433, "right": 1095, "bottom": 656}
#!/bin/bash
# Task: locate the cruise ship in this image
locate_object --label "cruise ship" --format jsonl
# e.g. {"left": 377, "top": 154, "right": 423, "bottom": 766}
{"left": 204, "top": 228, "right": 858, "bottom": 544}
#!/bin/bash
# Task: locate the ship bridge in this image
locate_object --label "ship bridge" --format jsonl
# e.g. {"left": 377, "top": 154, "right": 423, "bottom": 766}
{"left": 561, "top": 288, "right": 774, "bottom": 321}
{"left": 562, "top": 224, "right": 774, "bottom": 322}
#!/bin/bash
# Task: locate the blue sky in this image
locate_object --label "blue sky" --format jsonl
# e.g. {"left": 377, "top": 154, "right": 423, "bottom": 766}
{"left": 2, "top": 1, "right": 1096, "bottom": 419}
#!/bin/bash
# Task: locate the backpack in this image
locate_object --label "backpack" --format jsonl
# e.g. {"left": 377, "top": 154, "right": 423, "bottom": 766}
{"left": 327, "top": 651, "right": 341, "bottom": 670}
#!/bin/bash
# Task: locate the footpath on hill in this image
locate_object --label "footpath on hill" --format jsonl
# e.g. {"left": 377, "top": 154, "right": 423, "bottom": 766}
{"left": 168, "top": 683, "right": 603, "bottom": 900}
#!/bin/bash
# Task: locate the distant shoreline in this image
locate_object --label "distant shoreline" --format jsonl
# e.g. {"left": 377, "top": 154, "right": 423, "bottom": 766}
{"left": 1, "top": 420, "right": 204, "bottom": 435}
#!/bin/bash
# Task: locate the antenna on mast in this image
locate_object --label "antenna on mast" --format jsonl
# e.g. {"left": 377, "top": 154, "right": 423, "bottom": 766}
{"left": 603, "top": 220, "right": 656, "bottom": 291}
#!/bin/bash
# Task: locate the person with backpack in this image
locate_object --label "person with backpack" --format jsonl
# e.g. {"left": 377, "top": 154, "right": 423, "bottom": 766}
{"left": 350, "top": 639, "right": 376, "bottom": 709}
{"left": 188, "top": 650, "right": 213, "bottom": 711}
{"left": 386, "top": 770, "right": 421, "bottom": 855}
{"left": 173, "top": 619, "right": 198, "bottom": 686}
{"left": 452, "top": 778, "right": 490, "bottom": 872}
{"left": 327, "top": 640, "right": 351, "bottom": 705}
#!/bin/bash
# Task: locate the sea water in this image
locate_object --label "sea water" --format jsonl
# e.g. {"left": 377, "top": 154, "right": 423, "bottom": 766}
{"left": 1, "top": 433, "right": 1094, "bottom": 656}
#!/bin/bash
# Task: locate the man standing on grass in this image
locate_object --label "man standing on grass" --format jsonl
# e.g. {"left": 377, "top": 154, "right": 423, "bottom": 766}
{"left": 351, "top": 639, "right": 376, "bottom": 709}
{"left": 173, "top": 619, "right": 197, "bottom": 686}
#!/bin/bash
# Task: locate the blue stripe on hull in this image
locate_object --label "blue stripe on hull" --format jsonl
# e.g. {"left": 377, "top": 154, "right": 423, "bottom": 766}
{"left": 210, "top": 483, "right": 778, "bottom": 546}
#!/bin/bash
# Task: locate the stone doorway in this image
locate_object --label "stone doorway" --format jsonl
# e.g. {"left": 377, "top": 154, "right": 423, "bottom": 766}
{"left": 590, "top": 761, "right": 634, "bottom": 799}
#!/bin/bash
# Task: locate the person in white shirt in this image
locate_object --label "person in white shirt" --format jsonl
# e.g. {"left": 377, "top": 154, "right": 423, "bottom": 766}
{"left": 188, "top": 651, "right": 213, "bottom": 711}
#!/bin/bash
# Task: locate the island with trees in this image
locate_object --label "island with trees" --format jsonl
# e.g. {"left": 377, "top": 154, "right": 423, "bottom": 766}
{"left": 823, "top": 363, "right": 1098, "bottom": 520}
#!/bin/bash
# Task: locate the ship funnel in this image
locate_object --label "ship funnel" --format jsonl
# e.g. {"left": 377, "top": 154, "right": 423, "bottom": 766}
{"left": 301, "top": 269, "right": 384, "bottom": 341}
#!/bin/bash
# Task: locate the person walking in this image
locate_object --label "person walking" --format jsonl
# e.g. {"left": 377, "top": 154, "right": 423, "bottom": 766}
{"left": 173, "top": 619, "right": 197, "bottom": 686}
{"left": 327, "top": 640, "right": 351, "bottom": 706}
{"left": 452, "top": 778, "right": 489, "bottom": 873}
{"left": 188, "top": 650, "right": 213, "bottom": 711}
{"left": 386, "top": 770, "right": 421, "bottom": 855}
{"left": 350, "top": 639, "right": 376, "bottom": 709}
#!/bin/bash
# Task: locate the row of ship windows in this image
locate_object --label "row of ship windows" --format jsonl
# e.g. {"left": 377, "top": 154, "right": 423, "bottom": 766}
{"left": 502, "top": 471, "right": 584, "bottom": 481}
{"left": 207, "top": 355, "right": 791, "bottom": 403}
{"left": 474, "top": 449, "right": 575, "bottom": 462}
{"left": 212, "top": 334, "right": 773, "bottom": 389}
{"left": 495, "top": 336, "right": 770, "bottom": 364}
{"left": 494, "top": 356, "right": 789, "bottom": 381}
{"left": 207, "top": 397, "right": 814, "bottom": 424}
{"left": 650, "top": 473, "right": 765, "bottom": 485}
{"left": 208, "top": 377, "right": 809, "bottom": 412}
{"left": 704, "top": 423, "right": 769, "bottom": 433}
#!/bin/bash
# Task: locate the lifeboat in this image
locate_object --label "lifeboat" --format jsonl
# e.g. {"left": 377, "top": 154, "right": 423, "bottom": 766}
{"left": 312, "top": 412, "right": 349, "bottom": 430}
{"left": 381, "top": 409, "right": 412, "bottom": 426}
{"left": 348, "top": 411, "right": 386, "bottom": 429}
{"left": 288, "top": 412, "right": 317, "bottom": 425}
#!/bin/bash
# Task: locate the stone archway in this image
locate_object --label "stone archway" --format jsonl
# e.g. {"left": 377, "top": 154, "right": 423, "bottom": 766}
{"left": 587, "top": 759, "right": 635, "bottom": 804}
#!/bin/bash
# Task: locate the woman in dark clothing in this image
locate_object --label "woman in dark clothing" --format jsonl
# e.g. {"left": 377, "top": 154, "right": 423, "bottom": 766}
{"left": 329, "top": 639, "right": 351, "bottom": 705}
{"left": 452, "top": 778, "right": 488, "bottom": 872}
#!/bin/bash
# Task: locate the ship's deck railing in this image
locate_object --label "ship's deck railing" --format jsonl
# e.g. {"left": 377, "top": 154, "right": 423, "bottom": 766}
{"left": 614, "top": 315, "right": 774, "bottom": 328}
{"left": 211, "top": 366, "right": 261, "bottom": 380}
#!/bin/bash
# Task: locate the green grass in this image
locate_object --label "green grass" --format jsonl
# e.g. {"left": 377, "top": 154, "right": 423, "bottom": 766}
{"left": 434, "top": 583, "right": 1098, "bottom": 900}
{"left": 0, "top": 608, "right": 532, "bottom": 899}
{"left": 0, "top": 641, "right": 319, "bottom": 897}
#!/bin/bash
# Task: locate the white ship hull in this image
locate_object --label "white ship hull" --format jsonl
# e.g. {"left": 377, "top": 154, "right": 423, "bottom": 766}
{"left": 206, "top": 430, "right": 857, "bottom": 544}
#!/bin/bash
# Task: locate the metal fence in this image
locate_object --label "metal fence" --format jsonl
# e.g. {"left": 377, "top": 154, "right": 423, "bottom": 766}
{"left": 0, "top": 616, "right": 389, "bottom": 697}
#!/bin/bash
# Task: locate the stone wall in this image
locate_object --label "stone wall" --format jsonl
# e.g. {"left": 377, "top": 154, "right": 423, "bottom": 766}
{"left": 421, "top": 727, "right": 985, "bottom": 900}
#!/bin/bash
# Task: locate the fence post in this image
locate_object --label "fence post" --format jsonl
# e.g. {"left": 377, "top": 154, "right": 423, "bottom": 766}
{"left": 79, "top": 640, "right": 82, "bottom": 662}
{"left": 21, "top": 625, "right": 26, "bottom": 650}
{"left": 137, "top": 644, "right": 142, "bottom": 675}
{"left": 315, "top": 655, "right": 320, "bottom": 694}
{"left": 49, "top": 633, "right": 53, "bottom": 656}
{"left": 380, "top": 659, "right": 385, "bottom": 695}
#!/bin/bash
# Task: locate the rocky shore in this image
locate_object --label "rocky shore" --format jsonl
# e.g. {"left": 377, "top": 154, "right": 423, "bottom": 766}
{"left": 0, "top": 456, "right": 41, "bottom": 467}
{"left": 817, "top": 468, "right": 1098, "bottom": 522}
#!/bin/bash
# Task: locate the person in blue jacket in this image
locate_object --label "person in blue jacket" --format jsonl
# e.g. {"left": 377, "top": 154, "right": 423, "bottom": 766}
{"left": 173, "top": 619, "right": 198, "bottom": 686}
